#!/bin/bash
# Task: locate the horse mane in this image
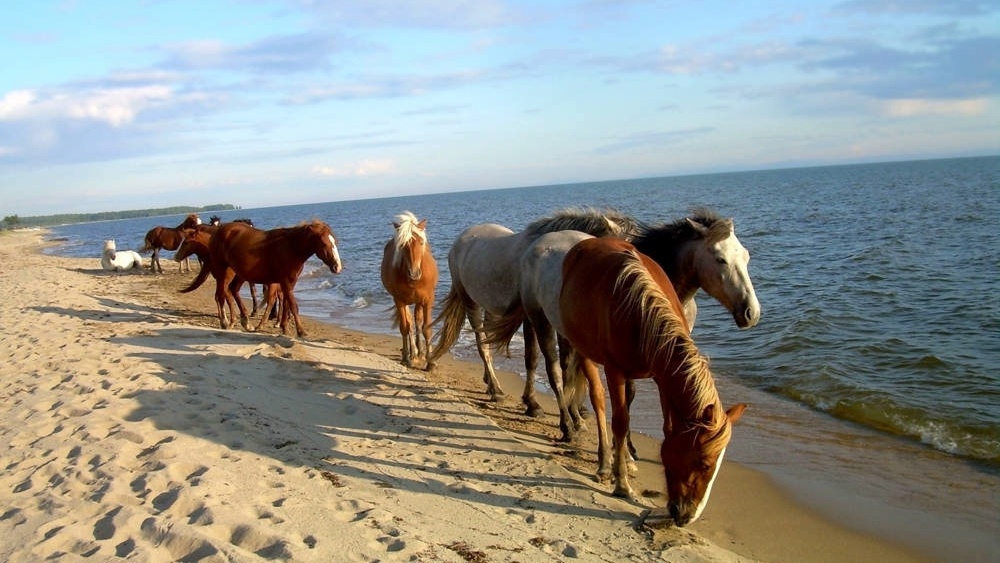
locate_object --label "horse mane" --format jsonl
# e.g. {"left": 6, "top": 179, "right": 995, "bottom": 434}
{"left": 522, "top": 207, "right": 639, "bottom": 239}
{"left": 391, "top": 212, "right": 426, "bottom": 266}
{"left": 632, "top": 207, "right": 732, "bottom": 249}
{"left": 614, "top": 250, "right": 730, "bottom": 456}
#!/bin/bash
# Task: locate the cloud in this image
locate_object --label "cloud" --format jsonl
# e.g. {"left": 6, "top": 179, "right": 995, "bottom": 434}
{"left": 831, "top": 0, "right": 999, "bottom": 17}
{"left": 0, "top": 84, "right": 222, "bottom": 164}
{"left": 288, "top": 0, "right": 521, "bottom": 29}
{"left": 312, "top": 158, "right": 396, "bottom": 177}
{"left": 285, "top": 70, "right": 488, "bottom": 103}
{"left": 594, "top": 127, "right": 715, "bottom": 154}
{"left": 160, "top": 32, "right": 343, "bottom": 74}
{"left": 882, "top": 98, "right": 989, "bottom": 116}
{"left": 0, "top": 86, "right": 173, "bottom": 126}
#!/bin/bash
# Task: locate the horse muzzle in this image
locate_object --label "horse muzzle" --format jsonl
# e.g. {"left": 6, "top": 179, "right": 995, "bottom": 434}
{"left": 667, "top": 501, "right": 696, "bottom": 527}
{"left": 733, "top": 300, "right": 761, "bottom": 329}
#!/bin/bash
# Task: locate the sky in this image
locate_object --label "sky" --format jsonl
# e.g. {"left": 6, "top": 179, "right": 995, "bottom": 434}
{"left": 1, "top": 0, "right": 998, "bottom": 217}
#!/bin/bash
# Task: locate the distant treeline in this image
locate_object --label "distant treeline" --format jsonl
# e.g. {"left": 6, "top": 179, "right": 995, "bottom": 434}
{"left": 3, "top": 204, "right": 239, "bottom": 229}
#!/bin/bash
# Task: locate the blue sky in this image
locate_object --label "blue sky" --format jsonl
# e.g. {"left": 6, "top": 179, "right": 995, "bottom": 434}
{"left": 2, "top": 0, "right": 998, "bottom": 216}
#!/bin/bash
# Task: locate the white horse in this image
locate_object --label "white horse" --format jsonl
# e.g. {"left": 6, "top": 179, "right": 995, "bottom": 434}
{"left": 101, "top": 239, "right": 143, "bottom": 272}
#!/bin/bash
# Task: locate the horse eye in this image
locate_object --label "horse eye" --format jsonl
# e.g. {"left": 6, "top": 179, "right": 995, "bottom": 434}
{"left": 715, "top": 257, "right": 727, "bottom": 265}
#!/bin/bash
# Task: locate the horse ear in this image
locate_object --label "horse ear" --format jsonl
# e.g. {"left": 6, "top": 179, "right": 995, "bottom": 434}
{"left": 393, "top": 222, "right": 401, "bottom": 229}
{"left": 686, "top": 217, "right": 709, "bottom": 236}
{"left": 417, "top": 219, "right": 427, "bottom": 230}
{"left": 726, "top": 403, "right": 748, "bottom": 424}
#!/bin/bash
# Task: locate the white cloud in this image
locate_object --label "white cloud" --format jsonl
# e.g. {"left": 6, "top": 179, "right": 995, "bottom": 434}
{"left": 883, "top": 98, "right": 988, "bottom": 117}
{"left": 312, "top": 159, "right": 395, "bottom": 177}
{"left": 0, "top": 86, "right": 173, "bottom": 126}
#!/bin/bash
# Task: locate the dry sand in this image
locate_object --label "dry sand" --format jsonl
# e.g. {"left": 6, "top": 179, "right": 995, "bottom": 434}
{"left": 0, "top": 229, "right": 933, "bottom": 562}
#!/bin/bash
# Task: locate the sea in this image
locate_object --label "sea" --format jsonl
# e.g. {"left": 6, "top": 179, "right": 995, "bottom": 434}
{"left": 44, "top": 156, "right": 999, "bottom": 561}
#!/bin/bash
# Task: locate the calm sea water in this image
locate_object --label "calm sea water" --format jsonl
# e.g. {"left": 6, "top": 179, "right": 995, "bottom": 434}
{"left": 46, "top": 156, "right": 1000, "bottom": 560}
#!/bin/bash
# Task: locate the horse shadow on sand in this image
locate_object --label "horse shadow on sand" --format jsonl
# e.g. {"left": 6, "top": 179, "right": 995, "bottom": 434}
{"left": 76, "top": 308, "right": 641, "bottom": 524}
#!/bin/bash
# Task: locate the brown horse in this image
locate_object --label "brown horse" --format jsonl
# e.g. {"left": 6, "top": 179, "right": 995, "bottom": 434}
{"left": 559, "top": 237, "right": 746, "bottom": 527}
{"left": 175, "top": 220, "right": 269, "bottom": 317}
{"left": 181, "top": 220, "right": 342, "bottom": 337}
{"left": 380, "top": 212, "right": 439, "bottom": 369}
{"left": 142, "top": 213, "right": 202, "bottom": 274}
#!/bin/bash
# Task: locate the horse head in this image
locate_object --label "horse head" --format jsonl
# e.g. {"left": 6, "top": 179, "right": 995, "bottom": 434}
{"left": 393, "top": 213, "right": 429, "bottom": 282}
{"left": 661, "top": 402, "right": 747, "bottom": 527}
{"left": 310, "top": 221, "right": 343, "bottom": 274}
{"left": 686, "top": 216, "right": 760, "bottom": 328}
{"left": 103, "top": 239, "right": 117, "bottom": 259}
{"left": 179, "top": 214, "right": 202, "bottom": 229}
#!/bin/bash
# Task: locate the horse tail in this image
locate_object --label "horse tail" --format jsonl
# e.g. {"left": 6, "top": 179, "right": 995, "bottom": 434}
{"left": 482, "top": 307, "right": 524, "bottom": 356}
{"left": 179, "top": 260, "right": 211, "bottom": 293}
{"left": 564, "top": 349, "right": 590, "bottom": 409}
{"left": 427, "top": 286, "right": 467, "bottom": 365}
{"left": 139, "top": 231, "right": 155, "bottom": 253}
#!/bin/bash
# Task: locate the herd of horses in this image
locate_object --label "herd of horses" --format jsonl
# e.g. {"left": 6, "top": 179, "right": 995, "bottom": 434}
{"left": 120, "top": 206, "right": 760, "bottom": 528}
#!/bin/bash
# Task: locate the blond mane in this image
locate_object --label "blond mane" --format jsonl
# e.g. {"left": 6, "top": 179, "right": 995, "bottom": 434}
{"left": 613, "top": 250, "right": 730, "bottom": 454}
{"left": 392, "top": 211, "right": 427, "bottom": 266}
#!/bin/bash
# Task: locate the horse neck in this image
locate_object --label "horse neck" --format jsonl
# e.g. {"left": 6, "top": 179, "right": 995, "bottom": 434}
{"left": 649, "top": 330, "right": 720, "bottom": 420}
{"left": 632, "top": 237, "right": 700, "bottom": 304}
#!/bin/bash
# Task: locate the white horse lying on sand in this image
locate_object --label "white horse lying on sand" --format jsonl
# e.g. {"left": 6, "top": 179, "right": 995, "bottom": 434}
{"left": 101, "top": 239, "right": 144, "bottom": 272}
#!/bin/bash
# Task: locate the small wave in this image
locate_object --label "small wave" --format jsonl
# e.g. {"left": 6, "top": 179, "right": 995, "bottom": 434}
{"left": 351, "top": 296, "right": 368, "bottom": 309}
{"left": 776, "top": 381, "right": 1000, "bottom": 467}
{"left": 911, "top": 354, "right": 947, "bottom": 369}
{"left": 317, "top": 279, "right": 334, "bottom": 290}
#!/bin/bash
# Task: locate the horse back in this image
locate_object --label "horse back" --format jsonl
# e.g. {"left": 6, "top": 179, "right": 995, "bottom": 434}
{"left": 560, "top": 237, "right": 686, "bottom": 373}
{"left": 447, "top": 223, "right": 521, "bottom": 313}
{"left": 211, "top": 222, "right": 317, "bottom": 284}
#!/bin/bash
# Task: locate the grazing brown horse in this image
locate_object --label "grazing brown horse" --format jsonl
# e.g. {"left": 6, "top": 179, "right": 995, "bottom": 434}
{"left": 559, "top": 237, "right": 746, "bottom": 526}
{"left": 181, "top": 220, "right": 342, "bottom": 337}
{"left": 380, "top": 212, "right": 439, "bottom": 369}
{"left": 142, "top": 213, "right": 202, "bottom": 273}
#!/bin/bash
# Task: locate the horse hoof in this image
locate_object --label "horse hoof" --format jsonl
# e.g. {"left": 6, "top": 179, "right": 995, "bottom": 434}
{"left": 523, "top": 402, "right": 544, "bottom": 418}
{"left": 423, "top": 361, "right": 436, "bottom": 372}
{"left": 613, "top": 486, "right": 636, "bottom": 499}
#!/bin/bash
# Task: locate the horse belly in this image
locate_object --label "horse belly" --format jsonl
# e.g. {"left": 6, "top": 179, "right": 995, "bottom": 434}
{"left": 452, "top": 240, "right": 520, "bottom": 314}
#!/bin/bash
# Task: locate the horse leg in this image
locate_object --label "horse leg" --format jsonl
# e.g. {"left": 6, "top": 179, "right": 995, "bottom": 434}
{"left": 215, "top": 273, "right": 231, "bottom": 329}
{"left": 577, "top": 355, "right": 611, "bottom": 485}
{"left": 625, "top": 380, "right": 638, "bottom": 460}
{"left": 605, "top": 369, "right": 636, "bottom": 499}
{"left": 229, "top": 279, "right": 250, "bottom": 330}
{"left": 415, "top": 300, "right": 430, "bottom": 366}
{"left": 468, "top": 307, "right": 505, "bottom": 401}
{"left": 152, "top": 248, "right": 162, "bottom": 274}
{"left": 286, "top": 287, "right": 307, "bottom": 338}
{"left": 561, "top": 334, "right": 587, "bottom": 430}
{"left": 520, "top": 319, "right": 545, "bottom": 418}
{"left": 396, "top": 300, "right": 415, "bottom": 367}
{"left": 253, "top": 285, "right": 280, "bottom": 332}
{"left": 533, "top": 317, "right": 575, "bottom": 442}
{"left": 250, "top": 283, "right": 259, "bottom": 317}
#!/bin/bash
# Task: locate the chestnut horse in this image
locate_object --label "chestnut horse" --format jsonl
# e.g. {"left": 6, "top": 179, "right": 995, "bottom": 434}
{"left": 176, "top": 220, "right": 268, "bottom": 317}
{"left": 141, "top": 213, "right": 202, "bottom": 274}
{"left": 380, "top": 212, "right": 439, "bottom": 369}
{"left": 180, "top": 220, "right": 342, "bottom": 337}
{"left": 559, "top": 237, "right": 746, "bottom": 526}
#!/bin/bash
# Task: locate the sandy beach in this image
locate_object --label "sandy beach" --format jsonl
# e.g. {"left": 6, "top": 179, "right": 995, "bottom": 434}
{"left": 0, "top": 229, "right": 934, "bottom": 562}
